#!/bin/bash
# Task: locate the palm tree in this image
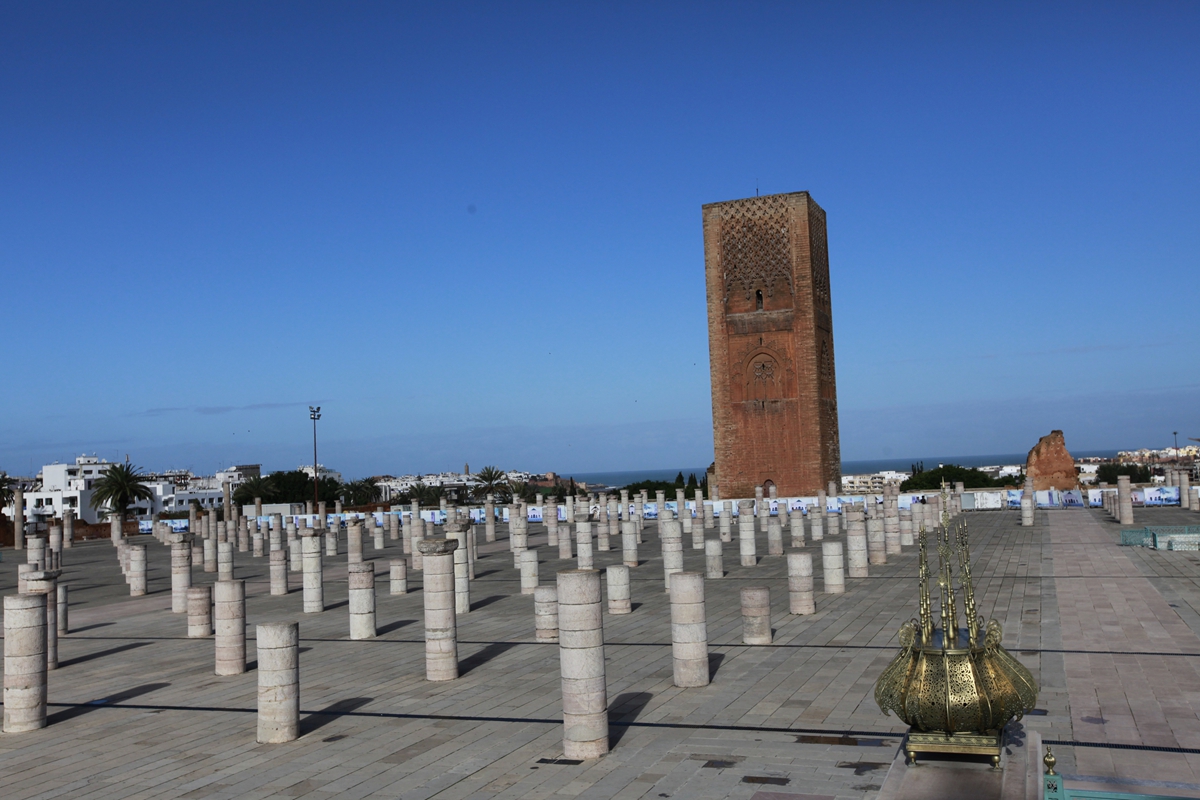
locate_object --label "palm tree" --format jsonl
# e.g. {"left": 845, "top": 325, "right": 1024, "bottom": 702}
{"left": 508, "top": 480, "right": 535, "bottom": 503}
{"left": 344, "top": 478, "right": 381, "bottom": 507}
{"left": 233, "top": 475, "right": 275, "bottom": 507}
{"left": 89, "top": 463, "right": 154, "bottom": 521}
{"left": 0, "top": 472, "right": 13, "bottom": 510}
{"left": 473, "top": 466, "right": 507, "bottom": 501}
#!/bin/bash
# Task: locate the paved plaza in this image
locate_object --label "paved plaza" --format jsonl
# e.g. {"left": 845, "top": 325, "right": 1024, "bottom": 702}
{"left": 3, "top": 506, "right": 1200, "bottom": 799}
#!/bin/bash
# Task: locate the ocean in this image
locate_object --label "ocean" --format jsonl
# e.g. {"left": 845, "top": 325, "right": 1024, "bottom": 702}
{"left": 566, "top": 450, "right": 1119, "bottom": 488}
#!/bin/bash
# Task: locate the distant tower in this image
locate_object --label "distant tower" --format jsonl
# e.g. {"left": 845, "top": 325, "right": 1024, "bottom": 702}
{"left": 702, "top": 191, "right": 841, "bottom": 498}
{"left": 464, "top": 463, "right": 470, "bottom": 475}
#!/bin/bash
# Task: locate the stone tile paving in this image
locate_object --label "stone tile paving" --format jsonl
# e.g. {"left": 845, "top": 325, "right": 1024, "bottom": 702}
{"left": 0, "top": 506, "right": 1198, "bottom": 798}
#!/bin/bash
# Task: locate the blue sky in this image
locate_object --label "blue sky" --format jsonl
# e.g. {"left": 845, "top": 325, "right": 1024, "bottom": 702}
{"left": 2, "top": 2, "right": 1197, "bottom": 479}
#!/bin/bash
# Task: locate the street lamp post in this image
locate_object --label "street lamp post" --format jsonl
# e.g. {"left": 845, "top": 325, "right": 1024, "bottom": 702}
{"left": 1174, "top": 431, "right": 1179, "bottom": 462}
{"left": 310, "top": 406, "right": 322, "bottom": 513}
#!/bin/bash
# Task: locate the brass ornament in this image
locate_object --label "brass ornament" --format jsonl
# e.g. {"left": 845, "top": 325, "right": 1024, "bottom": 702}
{"left": 874, "top": 484, "right": 1038, "bottom": 765}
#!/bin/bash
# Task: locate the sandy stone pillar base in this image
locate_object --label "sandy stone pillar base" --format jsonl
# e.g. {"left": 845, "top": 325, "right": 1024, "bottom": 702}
{"left": 301, "top": 532, "right": 323, "bottom": 613}
{"left": 520, "top": 549, "right": 539, "bottom": 595}
{"left": 257, "top": 621, "right": 299, "bottom": 743}
{"left": 670, "top": 572, "right": 708, "bottom": 687}
{"left": 621, "top": 521, "right": 637, "bottom": 567}
{"left": 217, "top": 541, "right": 234, "bottom": 582}
{"left": 866, "top": 519, "right": 886, "bottom": 566}
{"left": 390, "top": 558, "right": 408, "bottom": 595}
{"left": 535, "top": 585, "right": 558, "bottom": 641}
{"left": 705, "top": 539, "right": 723, "bottom": 578}
{"left": 846, "top": 530, "right": 869, "bottom": 579}
{"left": 737, "top": 500, "right": 756, "bottom": 567}
{"left": 741, "top": 586, "right": 771, "bottom": 645}
{"left": 789, "top": 514, "right": 804, "bottom": 548}
{"left": 557, "top": 569, "right": 607, "bottom": 760}
{"left": 766, "top": 518, "right": 783, "bottom": 556}
{"left": 129, "top": 544, "right": 148, "bottom": 596}
{"left": 270, "top": 549, "right": 288, "bottom": 596}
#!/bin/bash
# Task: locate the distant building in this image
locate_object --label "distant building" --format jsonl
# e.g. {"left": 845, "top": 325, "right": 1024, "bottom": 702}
{"left": 298, "top": 464, "right": 342, "bottom": 483}
{"left": 840, "top": 471, "right": 907, "bottom": 495}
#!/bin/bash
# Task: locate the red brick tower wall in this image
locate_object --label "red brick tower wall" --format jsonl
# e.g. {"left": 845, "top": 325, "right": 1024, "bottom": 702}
{"left": 703, "top": 192, "right": 841, "bottom": 498}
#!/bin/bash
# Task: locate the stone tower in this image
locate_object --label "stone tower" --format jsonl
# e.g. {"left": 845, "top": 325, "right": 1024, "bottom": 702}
{"left": 703, "top": 191, "right": 840, "bottom": 498}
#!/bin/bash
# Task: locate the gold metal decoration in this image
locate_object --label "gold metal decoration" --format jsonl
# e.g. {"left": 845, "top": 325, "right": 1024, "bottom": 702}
{"left": 874, "top": 484, "right": 1038, "bottom": 767}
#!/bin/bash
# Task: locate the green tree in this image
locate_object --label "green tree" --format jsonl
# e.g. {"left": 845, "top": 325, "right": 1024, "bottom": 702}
{"left": 89, "top": 463, "right": 154, "bottom": 520}
{"left": 674, "top": 472, "right": 685, "bottom": 488}
{"left": 0, "top": 472, "right": 13, "bottom": 510}
{"left": 473, "top": 466, "right": 507, "bottom": 500}
{"left": 685, "top": 473, "right": 699, "bottom": 492}
{"left": 233, "top": 475, "right": 276, "bottom": 507}
{"left": 343, "top": 478, "right": 381, "bottom": 507}
{"left": 899, "top": 465, "right": 1005, "bottom": 492}
{"left": 508, "top": 480, "right": 536, "bottom": 503}
{"left": 1096, "top": 463, "right": 1151, "bottom": 484}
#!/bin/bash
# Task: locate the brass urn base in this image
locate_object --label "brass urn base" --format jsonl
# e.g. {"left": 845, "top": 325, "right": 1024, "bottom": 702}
{"left": 905, "top": 728, "right": 1004, "bottom": 769}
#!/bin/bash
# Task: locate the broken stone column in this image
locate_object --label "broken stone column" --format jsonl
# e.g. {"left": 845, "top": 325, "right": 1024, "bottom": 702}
{"left": 1021, "top": 493, "right": 1035, "bottom": 527}
{"left": 718, "top": 501, "right": 732, "bottom": 543}
{"left": 187, "top": 586, "right": 212, "bottom": 637}
{"left": 559, "top": 516, "right": 574, "bottom": 560}
{"left": 373, "top": 517, "right": 385, "bottom": 551}
{"left": 129, "top": 544, "right": 148, "bottom": 596}
{"left": 620, "top": 520, "right": 638, "bottom": 567}
{"left": 1180, "top": 472, "right": 1191, "bottom": 509}
{"left": 256, "top": 621, "right": 299, "bottom": 743}
{"left": 214, "top": 579, "right": 246, "bottom": 675}
{"left": 789, "top": 511, "right": 804, "bottom": 548}
{"left": 661, "top": 520, "right": 683, "bottom": 590}
{"left": 557, "top": 568, "right": 608, "bottom": 760}
{"left": 670, "top": 571, "right": 708, "bottom": 687}
{"left": 110, "top": 512, "right": 122, "bottom": 547}
{"left": 705, "top": 538, "right": 723, "bottom": 578}
{"left": 866, "top": 517, "right": 886, "bottom": 566}
{"left": 520, "top": 549, "right": 539, "bottom": 595}
{"left": 25, "top": 571, "right": 58, "bottom": 670}
{"left": 535, "top": 585, "right": 559, "bottom": 641}
{"left": 348, "top": 562, "right": 376, "bottom": 640}
{"left": 447, "top": 525, "right": 471, "bottom": 615}
{"left": 899, "top": 508, "right": 914, "bottom": 547}
{"left": 324, "top": 519, "right": 339, "bottom": 557}
{"left": 485, "top": 496, "right": 496, "bottom": 542}
{"left": 787, "top": 552, "right": 816, "bottom": 615}
{"left": 389, "top": 511, "right": 400, "bottom": 542}
{"left": 737, "top": 499, "right": 756, "bottom": 567}
{"left": 48, "top": 526, "right": 61, "bottom": 570}
{"left": 700, "top": 490, "right": 712, "bottom": 529}
{"left": 741, "top": 586, "right": 772, "bottom": 645}
{"left": 217, "top": 541, "right": 234, "bottom": 581}
{"left": 237, "top": 517, "right": 249, "bottom": 553}
{"left": 846, "top": 524, "right": 869, "bottom": 579}
{"left": 766, "top": 517, "right": 783, "bottom": 556}
{"left": 347, "top": 521, "right": 363, "bottom": 564}
{"left": 606, "top": 564, "right": 631, "bottom": 614}
{"left": 252, "top": 521, "right": 264, "bottom": 557}
{"left": 809, "top": 505, "right": 824, "bottom": 541}
{"left": 56, "top": 584, "right": 68, "bottom": 634}
{"left": 755, "top": 486, "right": 766, "bottom": 534}
{"left": 411, "top": 511, "right": 425, "bottom": 570}
{"left": 418, "top": 538, "right": 458, "bottom": 681}
{"left": 301, "top": 530, "right": 323, "bottom": 613}
{"left": 172, "top": 537, "right": 193, "bottom": 614}
{"left": 3, "top": 593, "right": 47, "bottom": 732}
{"left": 63, "top": 509, "right": 74, "bottom": 549}
{"left": 1191, "top": 487, "right": 1200, "bottom": 513}
{"left": 822, "top": 540, "right": 845, "bottom": 594}
{"left": 1117, "top": 475, "right": 1133, "bottom": 525}
{"left": 575, "top": 512, "right": 593, "bottom": 570}
{"left": 269, "top": 548, "right": 288, "bottom": 596}
{"left": 390, "top": 558, "right": 407, "bottom": 595}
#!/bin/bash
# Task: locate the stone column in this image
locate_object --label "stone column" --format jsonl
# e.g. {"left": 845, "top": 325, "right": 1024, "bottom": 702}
{"left": 606, "top": 564, "right": 631, "bottom": 613}
{"left": 520, "top": 549, "right": 540, "bottom": 595}
{"left": 257, "top": 621, "right": 299, "bottom": 743}
{"left": 828, "top": 480, "right": 838, "bottom": 498}
{"left": 385, "top": 558, "right": 406, "bottom": 595}
{"left": 741, "top": 586, "right": 772, "bottom": 644}
{"left": 787, "top": 552, "right": 815, "bottom": 615}
{"left": 389, "top": 511, "right": 400, "bottom": 541}
{"left": 3, "top": 593, "right": 47, "bottom": 732}
{"left": 822, "top": 540, "right": 845, "bottom": 594}
{"left": 737, "top": 499, "right": 756, "bottom": 567}
{"left": 755, "top": 486, "right": 765, "bottom": 534}
{"left": 866, "top": 517, "right": 886, "bottom": 565}
{"left": 129, "top": 544, "right": 148, "bottom": 596}
{"left": 1117, "top": 475, "right": 1133, "bottom": 525}
{"left": 237, "top": 517, "right": 249, "bottom": 553}
{"left": 25, "top": 571, "right": 58, "bottom": 671}
{"left": 535, "top": 585, "right": 558, "bottom": 641}
{"left": 187, "top": 586, "right": 212, "bottom": 637}
{"left": 718, "top": 501, "right": 732, "bottom": 543}
{"left": 169, "top": 537, "right": 192, "bottom": 614}
{"left": 301, "top": 530, "right": 323, "bottom": 613}
{"left": 1180, "top": 472, "right": 1191, "bottom": 509}
{"left": 1020, "top": 493, "right": 1034, "bottom": 527}
{"left": 267, "top": 548, "right": 287, "bottom": 595}
{"left": 418, "top": 538, "right": 458, "bottom": 681}
{"left": 557, "top": 568, "right": 607, "bottom": 760}
{"left": 347, "top": 521, "right": 363, "bottom": 564}
{"left": 846, "top": 524, "right": 869, "bottom": 579}
{"left": 48, "top": 525, "right": 61, "bottom": 570}
{"left": 620, "top": 520, "right": 638, "bottom": 567}
{"left": 214, "top": 579, "right": 246, "bottom": 675}
{"left": 700, "top": 490, "right": 713, "bottom": 529}
{"left": 766, "top": 517, "right": 783, "bottom": 556}
{"left": 705, "top": 538, "right": 723, "bottom": 578}
{"left": 485, "top": 496, "right": 496, "bottom": 542}
{"left": 56, "top": 584, "right": 68, "bottom": 634}
{"left": 348, "top": 562, "right": 376, "bottom": 640}
{"left": 899, "top": 508, "right": 914, "bottom": 547}
{"left": 661, "top": 520, "right": 683, "bottom": 590}
{"left": 13, "top": 487, "right": 25, "bottom": 549}
{"left": 670, "top": 571, "right": 708, "bottom": 687}
{"left": 411, "top": 512, "right": 425, "bottom": 570}
{"left": 447, "top": 523, "right": 471, "bottom": 615}
{"left": 789, "top": 511, "right": 804, "bottom": 548}
{"left": 217, "top": 540, "right": 234, "bottom": 581}
{"left": 252, "top": 521, "right": 264, "bottom": 557}
{"left": 63, "top": 509, "right": 74, "bottom": 549}
{"left": 322, "top": 519, "right": 337, "bottom": 557}
{"left": 559, "top": 516, "right": 574, "bottom": 560}
{"left": 1191, "top": 487, "right": 1200, "bottom": 513}
{"left": 372, "top": 517, "right": 385, "bottom": 551}
{"left": 110, "top": 512, "right": 123, "bottom": 546}
{"left": 575, "top": 513, "right": 593, "bottom": 569}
